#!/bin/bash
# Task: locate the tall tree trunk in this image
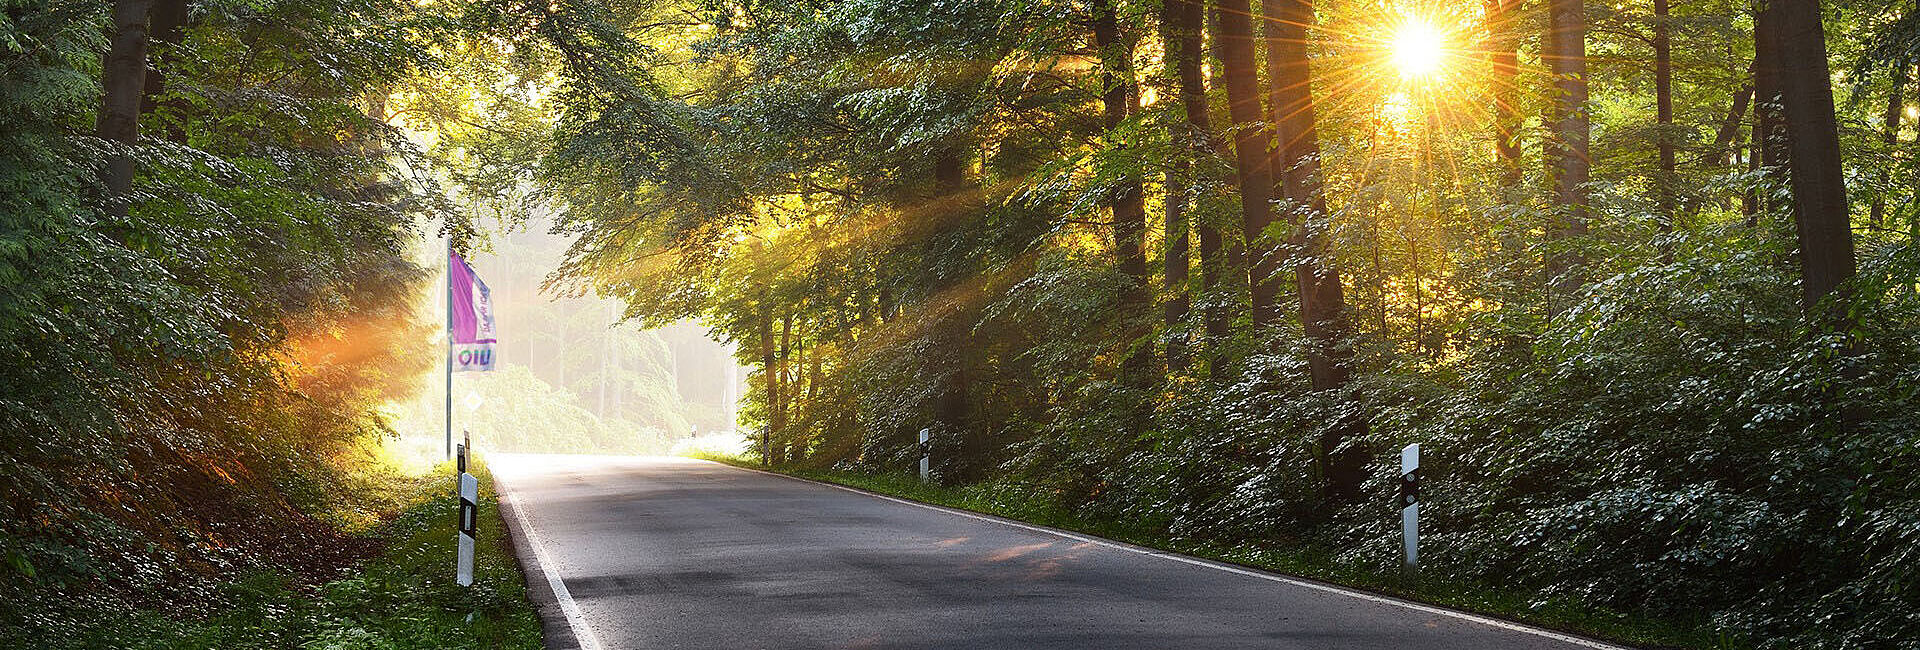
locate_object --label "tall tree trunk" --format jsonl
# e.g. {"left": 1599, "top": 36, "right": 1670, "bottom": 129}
{"left": 1093, "top": 0, "right": 1154, "bottom": 390}
{"left": 1757, "top": 0, "right": 1856, "bottom": 314}
{"left": 1264, "top": 0, "right": 1368, "bottom": 503}
{"left": 1752, "top": 25, "right": 1783, "bottom": 227}
{"left": 1744, "top": 116, "right": 1762, "bottom": 224}
{"left": 1162, "top": 0, "right": 1208, "bottom": 372}
{"left": 1753, "top": 12, "right": 1788, "bottom": 173}
{"left": 1212, "top": 0, "right": 1278, "bottom": 328}
{"left": 1873, "top": 63, "right": 1909, "bottom": 227}
{"left": 1711, "top": 83, "right": 1754, "bottom": 167}
{"left": 1203, "top": 7, "right": 1239, "bottom": 347}
{"left": 1653, "top": 0, "right": 1676, "bottom": 234}
{"left": 758, "top": 304, "right": 776, "bottom": 465}
{"left": 139, "top": 0, "right": 189, "bottom": 142}
{"left": 775, "top": 312, "right": 792, "bottom": 464}
{"left": 98, "top": 0, "right": 159, "bottom": 219}
{"left": 804, "top": 344, "right": 822, "bottom": 463}
{"left": 1488, "top": 0, "right": 1524, "bottom": 187}
{"left": 1544, "top": 0, "right": 1590, "bottom": 307}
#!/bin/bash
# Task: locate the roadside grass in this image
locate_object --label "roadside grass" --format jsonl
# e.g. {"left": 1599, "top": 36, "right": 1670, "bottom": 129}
{"left": 689, "top": 452, "right": 1728, "bottom": 650}
{"left": 38, "top": 458, "right": 542, "bottom": 650}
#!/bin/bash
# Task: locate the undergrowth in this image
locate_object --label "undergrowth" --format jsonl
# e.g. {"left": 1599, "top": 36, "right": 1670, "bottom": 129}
{"left": 2, "top": 458, "right": 542, "bottom": 650}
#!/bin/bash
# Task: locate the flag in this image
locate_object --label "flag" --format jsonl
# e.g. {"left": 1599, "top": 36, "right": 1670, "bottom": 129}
{"left": 450, "top": 250, "right": 496, "bottom": 372}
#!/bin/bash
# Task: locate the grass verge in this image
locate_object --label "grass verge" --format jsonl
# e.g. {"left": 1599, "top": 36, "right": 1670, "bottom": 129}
{"left": 691, "top": 452, "right": 1724, "bottom": 650}
{"left": 35, "top": 457, "right": 543, "bottom": 650}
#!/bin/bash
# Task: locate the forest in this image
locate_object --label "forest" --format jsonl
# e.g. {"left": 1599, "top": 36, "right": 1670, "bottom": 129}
{"left": 1, "top": 0, "right": 1916, "bottom": 647}
{"left": 515, "top": 0, "right": 1920, "bottom": 645}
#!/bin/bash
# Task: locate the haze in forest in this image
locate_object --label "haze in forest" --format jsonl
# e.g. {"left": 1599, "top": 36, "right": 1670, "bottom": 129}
{"left": 388, "top": 218, "right": 749, "bottom": 464}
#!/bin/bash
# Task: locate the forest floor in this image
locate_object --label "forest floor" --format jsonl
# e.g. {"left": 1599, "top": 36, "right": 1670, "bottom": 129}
{"left": 18, "top": 458, "right": 545, "bottom": 650}
{"left": 691, "top": 453, "right": 1732, "bottom": 650}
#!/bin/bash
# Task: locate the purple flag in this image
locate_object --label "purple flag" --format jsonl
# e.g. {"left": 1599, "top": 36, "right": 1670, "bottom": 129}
{"left": 450, "top": 250, "right": 496, "bottom": 372}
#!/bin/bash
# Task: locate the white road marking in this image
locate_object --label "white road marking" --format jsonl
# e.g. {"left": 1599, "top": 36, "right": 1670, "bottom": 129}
{"left": 496, "top": 471, "right": 606, "bottom": 650}
{"left": 705, "top": 460, "right": 1632, "bottom": 650}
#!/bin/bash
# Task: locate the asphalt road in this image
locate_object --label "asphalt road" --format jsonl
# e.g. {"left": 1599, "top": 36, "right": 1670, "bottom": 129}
{"left": 490, "top": 454, "right": 1622, "bottom": 650}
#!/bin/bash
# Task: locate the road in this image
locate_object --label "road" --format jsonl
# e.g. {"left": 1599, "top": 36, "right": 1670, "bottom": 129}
{"left": 490, "top": 454, "right": 1623, "bottom": 650}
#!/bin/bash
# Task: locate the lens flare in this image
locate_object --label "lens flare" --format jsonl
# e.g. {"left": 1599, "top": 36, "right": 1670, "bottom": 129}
{"left": 1389, "top": 19, "right": 1447, "bottom": 80}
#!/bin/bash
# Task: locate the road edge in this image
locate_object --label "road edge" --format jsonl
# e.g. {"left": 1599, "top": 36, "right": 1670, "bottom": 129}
{"left": 699, "top": 459, "right": 1640, "bottom": 650}
{"left": 493, "top": 462, "right": 600, "bottom": 650}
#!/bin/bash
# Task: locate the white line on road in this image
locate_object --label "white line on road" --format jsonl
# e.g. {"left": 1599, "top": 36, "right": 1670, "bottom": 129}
{"left": 497, "top": 474, "right": 606, "bottom": 650}
{"left": 705, "top": 460, "right": 1632, "bottom": 650}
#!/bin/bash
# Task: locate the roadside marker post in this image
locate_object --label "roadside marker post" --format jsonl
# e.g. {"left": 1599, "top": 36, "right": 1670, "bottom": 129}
{"left": 455, "top": 432, "right": 476, "bottom": 588}
{"left": 1399, "top": 443, "right": 1420, "bottom": 574}
{"left": 455, "top": 431, "right": 469, "bottom": 496}
{"left": 457, "top": 470, "right": 478, "bottom": 586}
{"left": 918, "top": 428, "right": 931, "bottom": 482}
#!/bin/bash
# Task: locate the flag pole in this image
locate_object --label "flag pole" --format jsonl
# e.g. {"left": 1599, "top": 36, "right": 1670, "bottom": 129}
{"left": 445, "top": 237, "right": 454, "bottom": 459}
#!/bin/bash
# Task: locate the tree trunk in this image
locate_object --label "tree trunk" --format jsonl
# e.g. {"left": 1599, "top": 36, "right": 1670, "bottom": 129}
{"left": 758, "top": 305, "right": 776, "bottom": 465}
{"left": 97, "top": 0, "right": 159, "bottom": 219}
{"left": 1544, "top": 0, "right": 1590, "bottom": 306}
{"left": 1213, "top": 0, "right": 1278, "bottom": 331}
{"left": 1873, "top": 64, "right": 1909, "bottom": 227}
{"left": 1265, "top": 0, "right": 1368, "bottom": 503}
{"left": 1162, "top": 0, "right": 1208, "bottom": 372}
{"left": 803, "top": 344, "right": 822, "bottom": 463}
{"left": 1203, "top": 7, "right": 1239, "bottom": 347}
{"left": 1753, "top": 16, "right": 1788, "bottom": 173}
{"left": 140, "top": 0, "right": 189, "bottom": 137}
{"left": 1093, "top": 0, "right": 1153, "bottom": 389}
{"left": 775, "top": 312, "right": 792, "bottom": 464}
{"left": 1488, "top": 0, "right": 1524, "bottom": 187}
{"left": 1653, "top": 0, "right": 1676, "bottom": 234}
{"left": 1710, "top": 83, "right": 1753, "bottom": 167}
{"left": 1757, "top": 0, "right": 1856, "bottom": 314}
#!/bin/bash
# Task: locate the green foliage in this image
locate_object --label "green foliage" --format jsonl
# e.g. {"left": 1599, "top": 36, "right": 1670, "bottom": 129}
{"left": 0, "top": 0, "right": 463, "bottom": 640}
{"left": 2, "top": 460, "right": 542, "bottom": 649}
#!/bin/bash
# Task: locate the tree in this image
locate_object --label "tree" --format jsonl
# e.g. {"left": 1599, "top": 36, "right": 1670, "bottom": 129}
{"left": 1758, "top": 0, "right": 1856, "bottom": 312}
{"left": 1214, "top": 0, "right": 1280, "bottom": 328}
{"left": 1093, "top": 0, "right": 1154, "bottom": 390}
{"left": 1872, "top": 63, "right": 1909, "bottom": 226}
{"left": 1160, "top": 0, "right": 1208, "bottom": 372}
{"left": 1545, "top": 0, "right": 1591, "bottom": 303}
{"left": 96, "top": 0, "right": 159, "bottom": 219}
{"left": 1264, "top": 0, "right": 1366, "bottom": 501}
{"left": 1653, "top": 0, "right": 1677, "bottom": 233}
{"left": 1488, "top": 0, "right": 1526, "bottom": 187}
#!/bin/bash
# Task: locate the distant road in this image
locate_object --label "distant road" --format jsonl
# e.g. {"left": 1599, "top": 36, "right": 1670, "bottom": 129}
{"left": 491, "top": 454, "right": 1624, "bottom": 650}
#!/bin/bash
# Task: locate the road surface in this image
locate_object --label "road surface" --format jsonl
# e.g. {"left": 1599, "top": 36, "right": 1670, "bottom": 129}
{"left": 490, "top": 454, "right": 1623, "bottom": 650}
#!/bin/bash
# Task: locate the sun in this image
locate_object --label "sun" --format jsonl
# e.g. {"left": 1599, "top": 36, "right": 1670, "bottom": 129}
{"left": 1389, "top": 18, "right": 1448, "bottom": 80}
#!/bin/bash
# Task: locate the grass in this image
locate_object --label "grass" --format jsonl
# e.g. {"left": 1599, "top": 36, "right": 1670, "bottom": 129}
{"left": 28, "top": 457, "right": 543, "bottom": 650}
{"left": 691, "top": 452, "right": 1727, "bottom": 650}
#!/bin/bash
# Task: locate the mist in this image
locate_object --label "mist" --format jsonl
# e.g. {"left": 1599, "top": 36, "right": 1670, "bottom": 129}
{"left": 388, "top": 218, "right": 749, "bottom": 463}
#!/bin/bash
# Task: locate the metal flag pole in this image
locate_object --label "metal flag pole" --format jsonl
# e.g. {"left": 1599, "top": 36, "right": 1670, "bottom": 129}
{"left": 445, "top": 237, "right": 454, "bottom": 459}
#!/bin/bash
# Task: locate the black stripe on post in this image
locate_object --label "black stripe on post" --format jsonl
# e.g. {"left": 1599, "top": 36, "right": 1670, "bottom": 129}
{"left": 459, "top": 496, "right": 477, "bottom": 536}
{"left": 1398, "top": 468, "right": 1420, "bottom": 507}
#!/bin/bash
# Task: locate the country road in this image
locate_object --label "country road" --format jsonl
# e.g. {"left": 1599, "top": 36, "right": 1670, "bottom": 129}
{"left": 490, "top": 454, "right": 1624, "bottom": 650}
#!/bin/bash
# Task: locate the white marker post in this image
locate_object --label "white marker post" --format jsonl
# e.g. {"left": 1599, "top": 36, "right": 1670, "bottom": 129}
{"left": 457, "top": 470, "right": 478, "bottom": 587}
{"left": 1399, "top": 443, "right": 1420, "bottom": 573}
{"left": 918, "top": 428, "right": 931, "bottom": 482}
